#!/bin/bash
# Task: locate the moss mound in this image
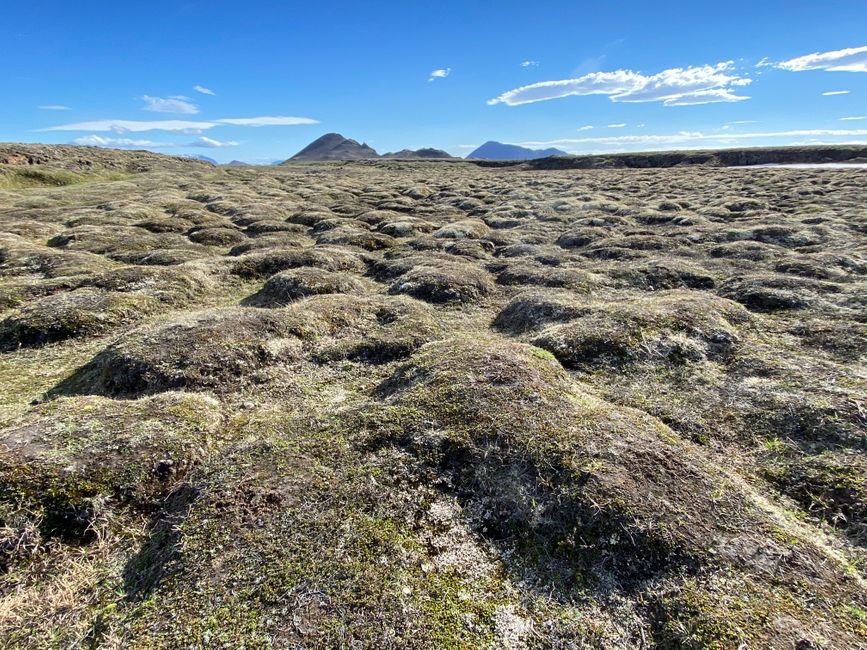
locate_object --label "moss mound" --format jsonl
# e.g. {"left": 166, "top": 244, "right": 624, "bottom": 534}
{"left": 0, "top": 289, "right": 159, "bottom": 349}
{"left": 532, "top": 290, "right": 749, "bottom": 367}
{"left": 368, "top": 338, "right": 864, "bottom": 646}
{"left": 0, "top": 392, "right": 222, "bottom": 542}
{"left": 231, "top": 247, "right": 365, "bottom": 279}
{"left": 72, "top": 307, "right": 303, "bottom": 395}
{"left": 85, "top": 265, "right": 212, "bottom": 305}
{"left": 492, "top": 260, "right": 600, "bottom": 291}
{"left": 493, "top": 290, "right": 589, "bottom": 334}
{"left": 291, "top": 294, "right": 443, "bottom": 363}
{"left": 432, "top": 219, "right": 489, "bottom": 239}
{"left": 762, "top": 448, "right": 867, "bottom": 541}
{"left": 388, "top": 260, "right": 495, "bottom": 304}
{"left": 187, "top": 226, "right": 246, "bottom": 246}
{"left": 609, "top": 260, "right": 715, "bottom": 290}
{"left": 717, "top": 275, "right": 828, "bottom": 311}
{"left": 315, "top": 226, "right": 396, "bottom": 251}
{"left": 246, "top": 268, "right": 373, "bottom": 306}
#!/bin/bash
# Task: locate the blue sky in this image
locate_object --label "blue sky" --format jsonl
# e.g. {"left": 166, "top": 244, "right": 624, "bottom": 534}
{"left": 1, "top": 1, "right": 866, "bottom": 162}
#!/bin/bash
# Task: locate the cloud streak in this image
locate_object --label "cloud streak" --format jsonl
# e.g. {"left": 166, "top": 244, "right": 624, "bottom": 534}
{"left": 215, "top": 116, "right": 318, "bottom": 126}
{"left": 193, "top": 85, "right": 216, "bottom": 95}
{"left": 823, "top": 90, "right": 850, "bottom": 96}
{"left": 40, "top": 116, "right": 318, "bottom": 133}
{"left": 142, "top": 95, "right": 200, "bottom": 114}
{"left": 516, "top": 128, "right": 867, "bottom": 152}
{"left": 776, "top": 45, "right": 867, "bottom": 73}
{"left": 39, "top": 105, "right": 71, "bottom": 111}
{"left": 72, "top": 135, "right": 238, "bottom": 149}
{"left": 488, "top": 61, "right": 751, "bottom": 106}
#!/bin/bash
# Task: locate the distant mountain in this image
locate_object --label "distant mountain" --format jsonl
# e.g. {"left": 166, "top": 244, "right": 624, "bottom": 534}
{"left": 466, "top": 141, "right": 568, "bottom": 161}
{"left": 381, "top": 148, "right": 454, "bottom": 159}
{"left": 288, "top": 133, "right": 379, "bottom": 161}
{"left": 184, "top": 154, "right": 218, "bottom": 165}
{"left": 224, "top": 160, "right": 250, "bottom": 166}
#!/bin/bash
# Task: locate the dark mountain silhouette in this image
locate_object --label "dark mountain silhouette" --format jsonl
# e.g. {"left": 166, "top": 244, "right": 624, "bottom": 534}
{"left": 466, "top": 141, "right": 567, "bottom": 160}
{"left": 381, "top": 148, "right": 454, "bottom": 159}
{"left": 288, "top": 133, "right": 379, "bottom": 161}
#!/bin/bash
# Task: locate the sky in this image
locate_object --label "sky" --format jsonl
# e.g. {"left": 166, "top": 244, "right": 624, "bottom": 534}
{"left": 1, "top": 1, "right": 866, "bottom": 163}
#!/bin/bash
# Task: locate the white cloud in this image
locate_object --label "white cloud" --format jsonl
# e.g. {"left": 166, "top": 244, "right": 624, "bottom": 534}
{"left": 520, "top": 60, "right": 539, "bottom": 68}
{"left": 215, "top": 116, "right": 319, "bottom": 126}
{"left": 823, "top": 90, "right": 850, "bottom": 96}
{"left": 191, "top": 136, "right": 239, "bottom": 148}
{"left": 142, "top": 95, "right": 200, "bottom": 114}
{"left": 72, "top": 134, "right": 238, "bottom": 149}
{"left": 41, "top": 119, "right": 217, "bottom": 134}
{"left": 40, "top": 115, "right": 318, "bottom": 133}
{"left": 607, "top": 123, "right": 626, "bottom": 128}
{"left": 193, "top": 85, "right": 216, "bottom": 95}
{"left": 661, "top": 88, "right": 749, "bottom": 106}
{"left": 841, "top": 116, "right": 867, "bottom": 121}
{"left": 38, "top": 105, "right": 70, "bottom": 110}
{"left": 428, "top": 68, "right": 451, "bottom": 82}
{"left": 517, "top": 128, "right": 867, "bottom": 152}
{"left": 488, "top": 61, "right": 751, "bottom": 106}
{"left": 577, "top": 125, "right": 594, "bottom": 131}
{"left": 73, "top": 135, "right": 166, "bottom": 148}
{"left": 776, "top": 45, "right": 867, "bottom": 73}
{"left": 456, "top": 144, "right": 479, "bottom": 149}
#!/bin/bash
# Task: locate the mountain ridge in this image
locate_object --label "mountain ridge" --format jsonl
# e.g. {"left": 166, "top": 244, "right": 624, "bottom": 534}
{"left": 466, "top": 140, "right": 568, "bottom": 160}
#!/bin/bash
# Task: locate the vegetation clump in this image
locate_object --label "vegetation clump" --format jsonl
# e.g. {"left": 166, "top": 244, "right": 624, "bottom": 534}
{"left": 0, "top": 288, "right": 158, "bottom": 349}
{"left": 246, "top": 267, "right": 372, "bottom": 306}
{"left": 388, "top": 260, "right": 495, "bottom": 303}
{"left": 532, "top": 290, "right": 749, "bottom": 367}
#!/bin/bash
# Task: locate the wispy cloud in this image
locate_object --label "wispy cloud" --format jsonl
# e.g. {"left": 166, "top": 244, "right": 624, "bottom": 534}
{"left": 142, "top": 95, "right": 200, "bottom": 114}
{"left": 607, "top": 123, "right": 626, "bottom": 128}
{"left": 428, "top": 68, "right": 451, "bottom": 82}
{"left": 38, "top": 105, "right": 70, "bottom": 111}
{"left": 517, "top": 128, "right": 867, "bottom": 153}
{"left": 73, "top": 135, "right": 166, "bottom": 148}
{"left": 840, "top": 116, "right": 867, "bottom": 121}
{"left": 191, "top": 136, "right": 239, "bottom": 148}
{"left": 488, "top": 61, "right": 751, "bottom": 106}
{"left": 776, "top": 45, "right": 867, "bottom": 72}
{"left": 456, "top": 144, "right": 479, "bottom": 149}
{"left": 72, "top": 134, "right": 238, "bottom": 149}
{"left": 520, "top": 60, "right": 539, "bottom": 68}
{"left": 42, "top": 119, "right": 217, "bottom": 134}
{"left": 577, "top": 125, "right": 594, "bottom": 131}
{"left": 215, "top": 116, "right": 318, "bottom": 126}
{"left": 193, "top": 85, "right": 216, "bottom": 95}
{"left": 40, "top": 115, "right": 318, "bottom": 134}
{"left": 823, "top": 90, "right": 850, "bottom": 96}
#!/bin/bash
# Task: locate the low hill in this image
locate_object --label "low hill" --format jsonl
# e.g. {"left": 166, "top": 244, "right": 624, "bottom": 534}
{"left": 288, "top": 133, "right": 379, "bottom": 161}
{"left": 381, "top": 148, "right": 454, "bottom": 159}
{"left": 466, "top": 140, "right": 568, "bottom": 160}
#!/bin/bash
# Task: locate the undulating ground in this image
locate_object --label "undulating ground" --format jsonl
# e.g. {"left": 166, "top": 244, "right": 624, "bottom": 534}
{"left": 0, "top": 144, "right": 864, "bottom": 649}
